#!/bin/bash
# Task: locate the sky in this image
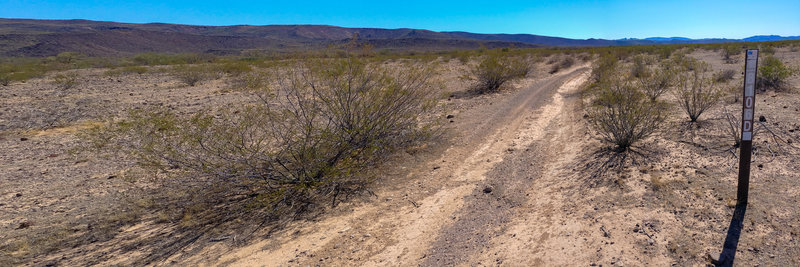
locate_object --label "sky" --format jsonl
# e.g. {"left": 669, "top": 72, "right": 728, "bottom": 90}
{"left": 1, "top": 0, "right": 799, "bottom": 39}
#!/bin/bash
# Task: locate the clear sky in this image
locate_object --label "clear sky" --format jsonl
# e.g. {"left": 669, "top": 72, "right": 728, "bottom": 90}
{"left": 1, "top": 0, "right": 798, "bottom": 39}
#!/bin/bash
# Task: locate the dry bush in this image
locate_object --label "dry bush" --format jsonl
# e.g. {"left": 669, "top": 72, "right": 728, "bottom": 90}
{"left": 720, "top": 106, "right": 742, "bottom": 147}
{"left": 758, "top": 55, "right": 796, "bottom": 90}
{"left": 469, "top": 52, "right": 531, "bottom": 93}
{"left": 52, "top": 73, "right": 78, "bottom": 89}
{"left": 587, "top": 71, "right": 668, "bottom": 151}
{"left": 721, "top": 45, "right": 741, "bottom": 64}
{"left": 590, "top": 53, "right": 618, "bottom": 84}
{"left": 171, "top": 64, "right": 220, "bottom": 86}
{"left": 629, "top": 54, "right": 656, "bottom": 78}
{"left": 0, "top": 74, "right": 9, "bottom": 86}
{"left": 673, "top": 63, "right": 721, "bottom": 122}
{"left": 87, "top": 57, "right": 438, "bottom": 221}
{"left": 219, "top": 61, "right": 253, "bottom": 76}
{"left": 713, "top": 69, "right": 737, "bottom": 83}
{"left": 549, "top": 56, "right": 575, "bottom": 74}
{"left": 637, "top": 61, "right": 676, "bottom": 100}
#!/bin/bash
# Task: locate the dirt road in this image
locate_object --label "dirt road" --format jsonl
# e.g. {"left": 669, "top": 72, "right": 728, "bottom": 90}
{"left": 206, "top": 65, "right": 592, "bottom": 266}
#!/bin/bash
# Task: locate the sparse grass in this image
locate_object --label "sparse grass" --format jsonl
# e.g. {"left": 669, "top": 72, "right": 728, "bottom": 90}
{"left": 218, "top": 61, "right": 253, "bottom": 76}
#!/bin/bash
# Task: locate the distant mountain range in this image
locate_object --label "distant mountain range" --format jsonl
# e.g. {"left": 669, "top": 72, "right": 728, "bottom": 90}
{"left": 0, "top": 18, "right": 798, "bottom": 57}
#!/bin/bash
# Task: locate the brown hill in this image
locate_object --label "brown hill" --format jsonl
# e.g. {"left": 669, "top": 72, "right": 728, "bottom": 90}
{"left": 0, "top": 18, "right": 542, "bottom": 57}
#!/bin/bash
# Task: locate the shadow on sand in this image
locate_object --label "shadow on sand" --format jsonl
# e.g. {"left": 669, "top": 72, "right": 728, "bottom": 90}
{"left": 714, "top": 203, "right": 747, "bottom": 267}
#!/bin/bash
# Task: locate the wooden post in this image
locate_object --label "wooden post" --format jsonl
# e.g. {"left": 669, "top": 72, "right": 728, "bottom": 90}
{"left": 737, "top": 49, "right": 758, "bottom": 206}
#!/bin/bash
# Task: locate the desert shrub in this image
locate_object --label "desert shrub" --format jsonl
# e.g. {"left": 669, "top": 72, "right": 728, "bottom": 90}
{"left": 55, "top": 52, "right": 84, "bottom": 64}
{"left": 0, "top": 74, "right": 9, "bottom": 86}
{"left": 721, "top": 45, "right": 741, "bottom": 64}
{"left": 170, "top": 64, "right": 220, "bottom": 86}
{"left": 227, "top": 70, "right": 268, "bottom": 91}
{"left": 548, "top": 56, "right": 574, "bottom": 74}
{"left": 52, "top": 73, "right": 79, "bottom": 89}
{"left": 758, "top": 55, "right": 795, "bottom": 90}
{"left": 760, "top": 45, "right": 775, "bottom": 56}
{"left": 219, "top": 61, "right": 253, "bottom": 76}
{"left": 87, "top": 57, "right": 437, "bottom": 219}
{"left": 469, "top": 53, "right": 530, "bottom": 93}
{"left": 637, "top": 61, "right": 676, "bottom": 100}
{"left": 630, "top": 55, "right": 649, "bottom": 78}
{"left": 132, "top": 53, "right": 216, "bottom": 66}
{"left": 720, "top": 106, "right": 742, "bottom": 147}
{"left": 713, "top": 69, "right": 737, "bottom": 83}
{"left": 587, "top": 74, "right": 667, "bottom": 151}
{"left": 673, "top": 64, "right": 721, "bottom": 122}
{"left": 589, "top": 53, "right": 619, "bottom": 85}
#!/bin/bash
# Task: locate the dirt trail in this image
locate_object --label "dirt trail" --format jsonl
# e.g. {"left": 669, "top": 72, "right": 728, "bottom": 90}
{"left": 217, "top": 66, "right": 590, "bottom": 266}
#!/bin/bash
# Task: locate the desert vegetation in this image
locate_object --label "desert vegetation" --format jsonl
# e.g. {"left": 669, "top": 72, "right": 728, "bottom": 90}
{"left": 672, "top": 61, "right": 721, "bottom": 122}
{"left": 2, "top": 39, "right": 800, "bottom": 266}
{"left": 87, "top": 57, "right": 438, "bottom": 218}
{"left": 586, "top": 65, "right": 668, "bottom": 151}
{"left": 758, "top": 55, "right": 796, "bottom": 90}
{"left": 467, "top": 51, "right": 531, "bottom": 93}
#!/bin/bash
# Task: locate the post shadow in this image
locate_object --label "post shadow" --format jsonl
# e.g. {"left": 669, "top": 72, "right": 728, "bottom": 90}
{"left": 714, "top": 203, "right": 748, "bottom": 267}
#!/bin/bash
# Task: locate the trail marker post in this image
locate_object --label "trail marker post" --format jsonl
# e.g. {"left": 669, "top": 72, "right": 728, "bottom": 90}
{"left": 737, "top": 49, "right": 758, "bottom": 206}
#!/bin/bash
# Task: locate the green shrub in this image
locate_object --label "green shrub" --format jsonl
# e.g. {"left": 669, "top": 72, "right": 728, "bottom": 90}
{"left": 758, "top": 55, "right": 795, "bottom": 90}
{"left": 630, "top": 54, "right": 649, "bottom": 78}
{"left": 721, "top": 45, "right": 741, "bottom": 63}
{"left": 0, "top": 74, "right": 9, "bottom": 86}
{"left": 87, "top": 57, "right": 437, "bottom": 218}
{"left": 171, "top": 65, "right": 219, "bottom": 86}
{"left": 587, "top": 73, "right": 667, "bottom": 151}
{"left": 469, "top": 53, "right": 530, "bottom": 93}
{"left": 589, "top": 52, "right": 619, "bottom": 85}
{"left": 219, "top": 61, "right": 253, "bottom": 76}
{"left": 55, "top": 52, "right": 84, "bottom": 64}
{"left": 760, "top": 45, "right": 776, "bottom": 56}
{"left": 673, "top": 63, "right": 721, "bottom": 122}
{"left": 52, "top": 73, "right": 79, "bottom": 89}
{"left": 637, "top": 61, "right": 676, "bottom": 100}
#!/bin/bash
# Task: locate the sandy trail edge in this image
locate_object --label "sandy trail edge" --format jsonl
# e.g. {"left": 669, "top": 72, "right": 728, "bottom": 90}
{"left": 217, "top": 66, "right": 590, "bottom": 267}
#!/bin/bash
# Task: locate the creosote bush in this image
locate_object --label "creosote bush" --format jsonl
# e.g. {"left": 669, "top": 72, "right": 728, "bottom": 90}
{"left": 713, "top": 69, "right": 737, "bottom": 83}
{"left": 171, "top": 64, "right": 219, "bottom": 86}
{"left": 469, "top": 52, "right": 531, "bottom": 93}
{"left": 587, "top": 70, "right": 667, "bottom": 151}
{"left": 0, "top": 74, "right": 9, "bottom": 86}
{"left": 758, "top": 55, "right": 795, "bottom": 90}
{"left": 87, "top": 57, "right": 438, "bottom": 219}
{"left": 721, "top": 45, "right": 741, "bottom": 64}
{"left": 673, "top": 62, "right": 721, "bottom": 122}
{"left": 52, "top": 73, "right": 79, "bottom": 89}
{"left": 637, "top": 61, "right": 676, "bottom": 100}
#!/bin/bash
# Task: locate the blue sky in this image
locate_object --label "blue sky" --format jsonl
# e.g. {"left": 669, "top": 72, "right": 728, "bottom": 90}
{"left": 1, "top": 0, "right": 798, "bottom": 39}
